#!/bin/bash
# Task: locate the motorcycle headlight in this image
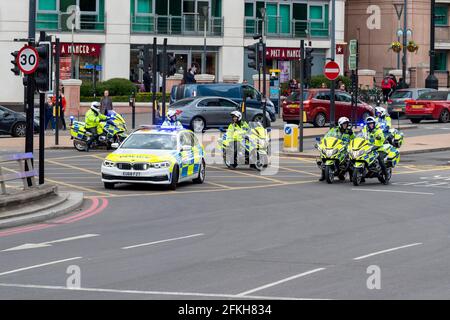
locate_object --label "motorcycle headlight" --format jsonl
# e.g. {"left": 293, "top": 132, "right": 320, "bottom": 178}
{"left": 351, "top": 150, "right": 364, "bottom": 159}
{"left": 150, "top": 161, "right": 171, "bottom": 169}
{"left": 103, "top": 160, "right": 116, "bottom": 167}
{"left": 325, "top": 149, "right": 337, "bottom": 157}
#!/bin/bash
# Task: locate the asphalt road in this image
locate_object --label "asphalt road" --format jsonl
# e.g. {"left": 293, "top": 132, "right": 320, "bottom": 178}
{"left": 1, "top": 149, "right": 450, "bottom": 299}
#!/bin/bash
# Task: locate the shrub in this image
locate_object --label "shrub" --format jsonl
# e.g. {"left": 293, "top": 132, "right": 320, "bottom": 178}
{"left": 80, "top": 92, "right": 170, "bottom": 103}
{"left": 80, "top": 78, "right": 137, "bottom": 97}
{"left": 309, "top": 75, "right": 351, "bottom": 89}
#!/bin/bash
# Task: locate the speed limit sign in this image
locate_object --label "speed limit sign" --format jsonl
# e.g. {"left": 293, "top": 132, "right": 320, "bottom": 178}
{"left": 17, "top": 45, "right": 39, "bottom": 74}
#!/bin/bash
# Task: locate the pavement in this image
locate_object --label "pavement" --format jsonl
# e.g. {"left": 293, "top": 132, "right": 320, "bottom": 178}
{"left": 0, "top": 149, "right": 450, "bottom": 299}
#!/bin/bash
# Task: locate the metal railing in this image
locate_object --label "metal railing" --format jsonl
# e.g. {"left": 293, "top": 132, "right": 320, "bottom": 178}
{"left": 244, "top": 17, "right": 330, "bottom": 38}
{"left": 131, "top": 14, "right": 223, "bottom": 36}
{"left": 36, "top": 12, "right": 106, "bottom": 32}
{"left": 0, "top": 153, "right": 36, "bottom": 195}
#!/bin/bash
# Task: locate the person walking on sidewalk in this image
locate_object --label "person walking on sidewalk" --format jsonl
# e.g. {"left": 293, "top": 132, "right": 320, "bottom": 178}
{"left": 381, "top": 76, "right": 396, "bottom": 104}
{"left": 44, "top": 96, "right": 55, "bottom": 132}
{"left": 100, "top": 90, "right": 113, "bottom": 115}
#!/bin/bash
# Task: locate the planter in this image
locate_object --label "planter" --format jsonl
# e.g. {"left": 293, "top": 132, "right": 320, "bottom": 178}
{"left": 390, "top": 42, "right": 402, "bottom": 53}
{"left": 407, "top": 41, "right": 419, "bottom": 53}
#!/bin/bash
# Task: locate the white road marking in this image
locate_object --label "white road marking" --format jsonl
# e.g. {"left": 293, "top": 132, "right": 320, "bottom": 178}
{"left": 0, "top": 257, "right": 82, "bottom": 277}
{"left": 0, "top": 283, "right": 328, "bottom": 300}
{"left": 353, "top": 243, "right": 423, "bottom": 261}
{"left": 2, "top": 234, "right": 99, "bottom": 252}
{"left": 122, "top": 233, "right": 204, "bottom": 250}
{"left": 351, "top": 188, "right": 434, "bottom": 195}
{"left": 236, "top": 268, "right": 326, "bottom": 296}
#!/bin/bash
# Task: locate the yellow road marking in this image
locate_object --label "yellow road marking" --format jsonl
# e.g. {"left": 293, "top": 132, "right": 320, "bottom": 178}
{"left": 204, "top": 181, "right": 233, "bottom": 189}
{"left": 86, "top": 179, "right": 316, "bottom": 199}
{"left": 209, "top": 165, "right": 286, "bottom": 184}
{"left": 46, "top": 159, "right": 101, "bottom": 176}
{"left": 275, "top": 165, "right": 320, "bottom": 177}
{"left": 90, "top": 155, "right": 106, "bottom": 161}
{"left": 49, "top": 153, "right": 107, "bottom": 161}
{"left": 394, "top": 166, "right": 450, "bottom": 175}
{"left": 279, "top": 156, "right": 316, "bottom": 163}
{"left": 45, "top": 177, "right": 113, "bottom": 196}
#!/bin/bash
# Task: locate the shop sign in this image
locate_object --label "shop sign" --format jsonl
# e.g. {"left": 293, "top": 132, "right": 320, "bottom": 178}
{"left": 53, "top": 43, "right": 102, "bottom": 57}
{"left": 266, "top": 47, "right": 301, "bottom": 61}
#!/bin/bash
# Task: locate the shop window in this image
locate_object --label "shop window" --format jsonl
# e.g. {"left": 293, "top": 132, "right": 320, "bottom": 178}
{"left": 435, "top": 51, "right": 447, "bottom": 71}
{"left": 435, "top": 5, "right": 448, "bottom": 26}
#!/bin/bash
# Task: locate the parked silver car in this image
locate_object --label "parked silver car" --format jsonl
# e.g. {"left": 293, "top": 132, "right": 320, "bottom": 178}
{"left": 168, "top": 97, "right": 272, "bottom": 133}
{"left": 387, "top": 88, "right": 436, "bottom": 118}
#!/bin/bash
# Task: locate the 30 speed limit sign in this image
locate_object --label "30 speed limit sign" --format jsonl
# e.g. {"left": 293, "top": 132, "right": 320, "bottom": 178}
{"left": 17, "top": 45, "right": 39, "bottom": 74}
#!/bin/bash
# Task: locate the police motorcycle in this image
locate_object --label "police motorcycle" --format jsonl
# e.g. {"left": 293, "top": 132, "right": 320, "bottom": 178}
{"left": 348, "top": 129, "right": 400, "bottom": 186}
{"left": 315, "top": 130, "right": 352, "bottom": 184}
{"left": 70, "top": 110, "right": 128, "bottom": 152}
{"left": 218, "top": 121, "right": 270, "bottom": 172}
{"left": 377, "top": 120, "right": 404, "bottom": 149}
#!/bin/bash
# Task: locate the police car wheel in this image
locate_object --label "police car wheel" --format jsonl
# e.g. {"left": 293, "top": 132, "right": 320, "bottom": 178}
{"left": 169, "top": 165, "right": 179, "bottom": 190}
{"left": 193, "top": 159, "right": 206, "bottom": 184}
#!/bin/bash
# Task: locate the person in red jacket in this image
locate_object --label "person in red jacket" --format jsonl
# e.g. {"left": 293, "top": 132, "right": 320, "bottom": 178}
{"left": 381, "top": 76, "right": 396, "bottom": 104}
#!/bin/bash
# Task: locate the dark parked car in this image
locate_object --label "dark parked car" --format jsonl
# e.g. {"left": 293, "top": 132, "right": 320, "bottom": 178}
{"left": 387, "top": 88, "right": 436, "bottom": 118}
{"left": 170, "top": 83, "right": 277, "bottom": 122}
{"left": 282, "top": 89, "right": 374, "bottom": 127}
{"left": 168, "top": 96, "right": 272, "bottom": 132}
{"left": 0, "top": 105, "right": 39, "bottom": 137}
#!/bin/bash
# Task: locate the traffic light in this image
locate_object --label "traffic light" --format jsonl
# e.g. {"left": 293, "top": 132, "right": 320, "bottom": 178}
{"left": 137, "top": 44, "right": 150, "bottom": 72}
{"left": 10, "top": 51, "right": 20, "bottom": 76}
{"left": 247, "top": 43, "right": 259, "bottom": 70}
{"left": 167, "top": 54, "right": 177, "bottom": 76}
{"left": 304, "top": 47, "right": 314, "bottom": 81}
{"left": 35, "top": 41, "right": 52, "bottom": 92}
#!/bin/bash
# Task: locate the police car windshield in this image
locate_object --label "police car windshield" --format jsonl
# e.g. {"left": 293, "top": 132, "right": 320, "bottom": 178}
{"left": 121, "top": 134, "right": 177, "bottom": 150}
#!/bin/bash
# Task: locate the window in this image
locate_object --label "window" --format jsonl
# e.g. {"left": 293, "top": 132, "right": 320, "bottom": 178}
{"left": 435, "top": 5, "right": 448, "bottom": 26}
{"left": 435, "top": 51, "right": 447, "bottom": 71}
{"left": 79, "top": 0, "right": 96, "bottom": 12}
{"left": 38, "top": 0, "right": 57, "bottom": 11}
{"left": 136, "top": 0, "right": 152, "bottom": 14}
{"left": 0, "top": 108, "right": 4, "bottom": 117}
{"left": 218, "top": 99, "right": 238, "bottom": 108}
{"left": 315, "top": 92, "right": 331, "bottom": 101}
{"left": 198, "top": 98, "right": 219, "bottom": 107}
{"left": 337, "top": 93, "right": 352, "bottom": 103}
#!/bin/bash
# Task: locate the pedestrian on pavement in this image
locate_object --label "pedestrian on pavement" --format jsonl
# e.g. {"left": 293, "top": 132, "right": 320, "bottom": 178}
{"left": 44, "top": 96, "right": 55, "bottom": 131}
{"left": 143, "top": 66, "right": 152, "bottom": 92}
{"left": 321, "top": 82, "right": 327, "bottom": 88}
{"left": 381, "top": 76, "right": 396, "bottom": 103}
{"left": 100, "top": 90, "right": 113, "bottom": 115}
{"left": 340, "top": 83, "right": 347, "bottom": 92}
{"left": 184, "top": 64, "right": 197, "bottom": 84}
{"left": 52, "top": 87, "right": 67, "bottom": 130}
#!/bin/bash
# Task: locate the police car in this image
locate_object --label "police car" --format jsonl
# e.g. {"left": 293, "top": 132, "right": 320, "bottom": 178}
{"left": 101, "top": 126, "right": 205, "bottom": 190}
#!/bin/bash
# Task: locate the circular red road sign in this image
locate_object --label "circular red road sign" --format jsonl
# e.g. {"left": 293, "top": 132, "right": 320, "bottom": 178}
{"left": 17, "top": 45, "right": 39, "bottom": 75}
{"left": 324, "top": 61, "right": 340, "bottom": 81}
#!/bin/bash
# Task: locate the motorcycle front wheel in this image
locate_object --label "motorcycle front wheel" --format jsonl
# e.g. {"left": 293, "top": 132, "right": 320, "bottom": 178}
{"left": 325, "top": 165, "right": 334, "bottom": 184}
{"left": 223, "top": 150, "right": 237, "bottom": 169}
{"left": 352, "top": 168, "right": 363, "bottom": 186}
{"left": 251, "top": 152, "right": 268, "bottom": 172}
{"left": 378, "top": 168, "right": 392, "bottom": 185}
{"left": 74, "top": 140, "right": 87, "bottom": 152}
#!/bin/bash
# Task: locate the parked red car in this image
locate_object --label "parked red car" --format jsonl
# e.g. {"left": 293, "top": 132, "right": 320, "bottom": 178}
{"left": 405, "top": 90, "right": 450, "bottom": 123}
{"left": 282, "top": 89, "right": 374, "bottom": 127}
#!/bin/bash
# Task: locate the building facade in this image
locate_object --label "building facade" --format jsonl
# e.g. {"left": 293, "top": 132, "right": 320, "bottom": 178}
{"left": 1, "top": 0, "right": 346, "bottom": 104}
{"left": 345, "top": 0, "right": 450, "bottom": 88}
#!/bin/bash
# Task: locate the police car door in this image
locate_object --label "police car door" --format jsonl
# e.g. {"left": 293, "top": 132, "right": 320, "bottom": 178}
{"left": 179, "top": 132, "right": 196, "bottom": 179}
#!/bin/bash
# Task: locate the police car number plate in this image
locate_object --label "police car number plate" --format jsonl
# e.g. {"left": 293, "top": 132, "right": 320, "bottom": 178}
{"left": 123, "top": 172, "right": 141, "bottom": 177}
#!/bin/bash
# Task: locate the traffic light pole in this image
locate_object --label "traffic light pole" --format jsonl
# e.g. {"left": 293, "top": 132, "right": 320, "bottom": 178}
{"left": 38, "top": 31, "right": 46, "bottom": 185}
{"left": 262, "top": 40, "right": 267, "bottom": 128}
{"left": 152, "top": 37, "right": 157, "bottom": 125}
{"left": 330, "top": 0, "right": 336, "bottom": 128}
{"left": 55, "top": 38, "right": 60, "bottom": 145}
{"left": 299, "top": 40, "right": 305, "bottom": 152}
{"left": 161, "top": 38, "right": 168, "bottom": 122}
{"left": 25, "top": 0, "right": 36, "bottom": 187}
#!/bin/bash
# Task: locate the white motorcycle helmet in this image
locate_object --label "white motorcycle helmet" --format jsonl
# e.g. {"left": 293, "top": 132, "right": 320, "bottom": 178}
{"left": 167, "top": 109, "right": 177, "bottom": 121}
{"left": 375, "top": 107, "right": 387, "bottom": 118}
{"left": 338, "top": 117, "right": 350, "bottom": 129}
{"left": 90, "top": 102, "right": 101, "bottom": 113}
{"left": 230, "top": 111, "right": 242, "bottom": 121}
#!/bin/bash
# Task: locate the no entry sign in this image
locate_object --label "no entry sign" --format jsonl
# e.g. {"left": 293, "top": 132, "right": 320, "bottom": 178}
{"left": 17, "top": 45, "right": 39, "bottom": 75}
{"left": 324, "top": 61, "right": 340, "bottom": 81}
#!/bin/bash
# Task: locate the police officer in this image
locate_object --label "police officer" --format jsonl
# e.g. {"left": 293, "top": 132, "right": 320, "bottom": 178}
{"left": 85, "top": 102, "right": 108, "bottom": 152}
{"left": 161, "top": 109, "right": 184, "bottom": 129}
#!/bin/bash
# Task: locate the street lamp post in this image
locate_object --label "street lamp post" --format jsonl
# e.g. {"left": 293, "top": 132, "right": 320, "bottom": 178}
{"left": 426, "top": 0, "right": 439, "bottom": 89}
{"left": 201, "top": 6, "right": 209, "bottom": 75}
{"left": 71, "top": 9, "right": 75, "bottom": 79}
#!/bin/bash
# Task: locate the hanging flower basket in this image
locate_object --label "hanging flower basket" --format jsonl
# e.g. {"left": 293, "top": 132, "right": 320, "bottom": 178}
{"left": 390, "top": 41, "right": 402, "bottom": 53}
{"left": 407, "top": 40, "right": 419, "bottom": 53}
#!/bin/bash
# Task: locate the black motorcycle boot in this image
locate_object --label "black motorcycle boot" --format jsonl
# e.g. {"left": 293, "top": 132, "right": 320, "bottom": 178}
{"left": 319, "top": 170, "right": 325, "bottom": 181}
